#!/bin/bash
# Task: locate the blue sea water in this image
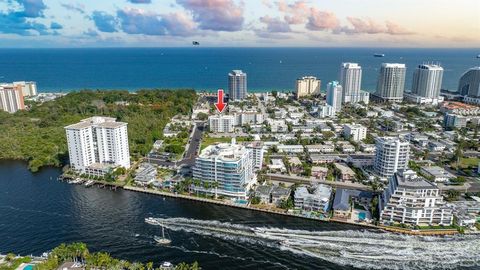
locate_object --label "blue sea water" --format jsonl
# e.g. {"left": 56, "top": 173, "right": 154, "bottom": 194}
{"left": 0, "top": 47, "right": 478, "bottom": 93}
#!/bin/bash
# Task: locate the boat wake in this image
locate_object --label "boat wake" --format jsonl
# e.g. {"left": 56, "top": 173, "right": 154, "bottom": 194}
{"left": 146, "top": 217, "right": 480, "bottom": 270}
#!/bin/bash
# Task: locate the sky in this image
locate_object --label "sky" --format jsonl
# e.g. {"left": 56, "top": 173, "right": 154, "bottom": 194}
{"left": 0, "top": 0, "right": 479, "bottom": 48}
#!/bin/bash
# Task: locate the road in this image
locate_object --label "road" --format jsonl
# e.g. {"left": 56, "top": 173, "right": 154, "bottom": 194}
{"left": 147, "top": 121, "right": 205, "bottom": 169}
{"left": 178, "top": 121, "right": 204, "bottom": 167}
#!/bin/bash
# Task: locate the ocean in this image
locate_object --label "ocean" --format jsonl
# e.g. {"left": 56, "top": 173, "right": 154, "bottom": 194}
{"left": 0, "top": 47, "right": 478, "bottom": 93}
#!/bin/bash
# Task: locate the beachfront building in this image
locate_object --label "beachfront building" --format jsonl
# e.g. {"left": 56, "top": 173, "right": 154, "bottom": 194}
{"left": 65, "top": 117, "right": 130, "bottom": 176}
{"left": 374, "top": 137, "right": 410, "bottom": 178}
{"left": 294, "top": 184, "right": 332, "bottom": 212}
{"left": 458, "top": 66, "right": 480, "bottom": 97}
{"left": 0, "top": 84, "right": 25, "bottom": 113}
{"left": 228, "top": 70, "right": 247, "bottom": 100}
{"left": 339, "top": 62, "right": 362, "bottom": 103}
{"left": 326, "top": 81, "right": 343, "bottom": 113}
{"left": 379, "top": 170, "right": 453, "bottom": 226}
{"left": 208, "top": 114, "right": 235, "bottom": 133}
{"left": 193, "top": 139, "right": 255, "bottom": 199}
{"left": 343, "top": 123, "right": 367, "bottom": 142}
{"left": 295, "top": 76, "right": 320, "bottom": 99}
{"left": 405, "top": 64, "right": 444, "bottom": 105}
{"left": 373, "top": 63, "right": 406, "bottom": 103}
{"left": 13, "top": 81, "right": 37, "bottom": 97}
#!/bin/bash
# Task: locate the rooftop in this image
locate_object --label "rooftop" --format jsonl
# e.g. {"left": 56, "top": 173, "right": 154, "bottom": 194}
{"left": 65, "top": 116, "right": 126, "bottom": 130}
{"left": 395, "top": 170, "right": 437, "bottom": 189}
{"left": 199, "top": 142, "right": 248, "bottom": 162}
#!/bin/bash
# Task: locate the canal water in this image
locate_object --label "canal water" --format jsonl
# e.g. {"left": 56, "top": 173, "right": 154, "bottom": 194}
{"left": 0, "top": 161, "right": 479, "bottom": 270}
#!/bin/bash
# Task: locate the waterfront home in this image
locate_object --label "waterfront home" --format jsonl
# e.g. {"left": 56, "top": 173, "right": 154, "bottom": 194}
{"left": 255, "top": 185, "right": 291, "bottom": 206}
{"left": 134, "top": 163, "right": 157, "bottom": 186}
{"left": 294, "top": 185, "right": 332, "bottom": 212}
{"left": 332, "top": 189, "right": 374, "bottom": 219}
{"left": 271, "top": 186, "right": 291, "bottom": 206}
{"left": 255, "top": 185, "right": 274, "bottom": 204}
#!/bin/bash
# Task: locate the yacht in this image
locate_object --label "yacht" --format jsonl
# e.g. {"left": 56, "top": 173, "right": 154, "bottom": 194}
{"left": 160, "top": 261, "right": 173, "bottom": 269}
{"left": 154, "top": 225, "right": 171, "bottom": 245}
{"left": 374, "top": 53, "right": 385, "bottom": 57}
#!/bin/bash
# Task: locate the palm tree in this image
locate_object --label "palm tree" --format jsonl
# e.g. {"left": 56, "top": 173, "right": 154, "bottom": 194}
{"left": 202, "top": 181, "right": 211, "bottom": 196}
{"left": 212, "top": 181, "right": 219, "bottom": 199}
{"left": 146, "top": 261, "right": 154, "bottom": 270}
{"left": 454, "top": 140, "right": 464, "bottom": 171}
{"left": 193, "top": 179, "right": 201, "bottom": 196}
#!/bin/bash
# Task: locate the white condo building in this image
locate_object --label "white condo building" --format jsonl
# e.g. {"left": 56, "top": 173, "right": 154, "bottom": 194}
{"left": 296, "top": 76, "right": 321, "bottom": 99}
{"left": 193, "top": 139, "right": 255, "bottom": 199}
{"left": 458, "top": 66, "right": 480, "bottom": 97}
{"left": 65, "top": 117, "right": 130, "bottom": 175}
{"left": 343, "top": 123, "right": 367, "bottom": 142}
{"left": 411, "top": 64, "right": 443, "bottom": 98}
{"left": 374, "top": 63, "right": 406, "bottom": 103}
{"left": 405, "top": 64, "right": 444, "bottom": 105}
{"left": 209, "top": 114, "right": 235, "bottom": 133}
{"left": 0, "top": 84, "right": 25, "bottom": 113}
{"left": 228, "top": 70, "right": 247, "bottom": 100}
{"left": 326, "top": 81, "right": 343, "bottom": 113}
{"left": 245, "top": 141, "right": 264, "bottom": 170}
{"left": 380, "top": 170, "right": 453, "bottom": 226}
{"left": 13, "top": 81, "right": 37, "bottom": 97}
{"left": 374, "top": 137, "right": 410, "bottom": 178}
{"left": 339, "top": 63, "right": 362, "bottom": 103}
{"left": 317, "top": 104, "right": 335, "bottom": 118}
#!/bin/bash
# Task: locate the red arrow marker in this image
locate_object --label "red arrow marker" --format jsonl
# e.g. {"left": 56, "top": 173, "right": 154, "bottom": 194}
{"left": 214, "top": 89, "right": 227, "bottom": 113}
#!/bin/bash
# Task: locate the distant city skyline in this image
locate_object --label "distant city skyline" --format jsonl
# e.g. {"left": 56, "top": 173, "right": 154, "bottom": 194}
{"left": 0, "top": 0, "right": 478, "bottom": 48}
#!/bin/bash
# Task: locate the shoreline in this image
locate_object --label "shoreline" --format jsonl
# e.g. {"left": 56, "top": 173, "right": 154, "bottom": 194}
{"left": 57, "top": 172, "right": 459, "bottom": 236}
{"left": 0, "top": 158, "right": 463, "bottom": 237}
{"left": 122, "top": 185, "right": 459, "bottom": 236}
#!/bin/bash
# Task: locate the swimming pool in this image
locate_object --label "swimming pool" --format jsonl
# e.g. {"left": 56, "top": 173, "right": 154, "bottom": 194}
{"left": 358, "top": 212, "right": 366, "bottom": 220}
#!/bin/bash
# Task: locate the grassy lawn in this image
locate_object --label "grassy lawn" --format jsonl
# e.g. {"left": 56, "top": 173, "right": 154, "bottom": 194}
{"left": 200, "top": 135, "right": 251, "bottom": 150}
{"left": 451, "top": 157, "right": 480, "bottom": 169}
{"left": 0, "top": 257, "right": 32, "bottom": 270}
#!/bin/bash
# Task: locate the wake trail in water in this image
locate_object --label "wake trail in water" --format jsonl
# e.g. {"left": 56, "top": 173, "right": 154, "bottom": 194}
{"left": 147, "top": 217, "right": 480, "bottom": 270}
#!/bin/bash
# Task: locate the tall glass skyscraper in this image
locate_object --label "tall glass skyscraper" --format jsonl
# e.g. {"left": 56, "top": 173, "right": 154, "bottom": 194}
{"left": 326, "top": 81, "right": 343, "bottom": 113}
{"left": 339, "top": 62, "right": 362, "bottom": 103}
{"left": 228, "top": 70, "right": 247, "bottom": 100}
{"left": 374, "top": 63, "right": 406, "bottom": 103}
{"left": 411, "top": 64, "right": 443, "bottom": 98}
{"left": 458, "top": 67, "right": 480, "bottom": 97}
